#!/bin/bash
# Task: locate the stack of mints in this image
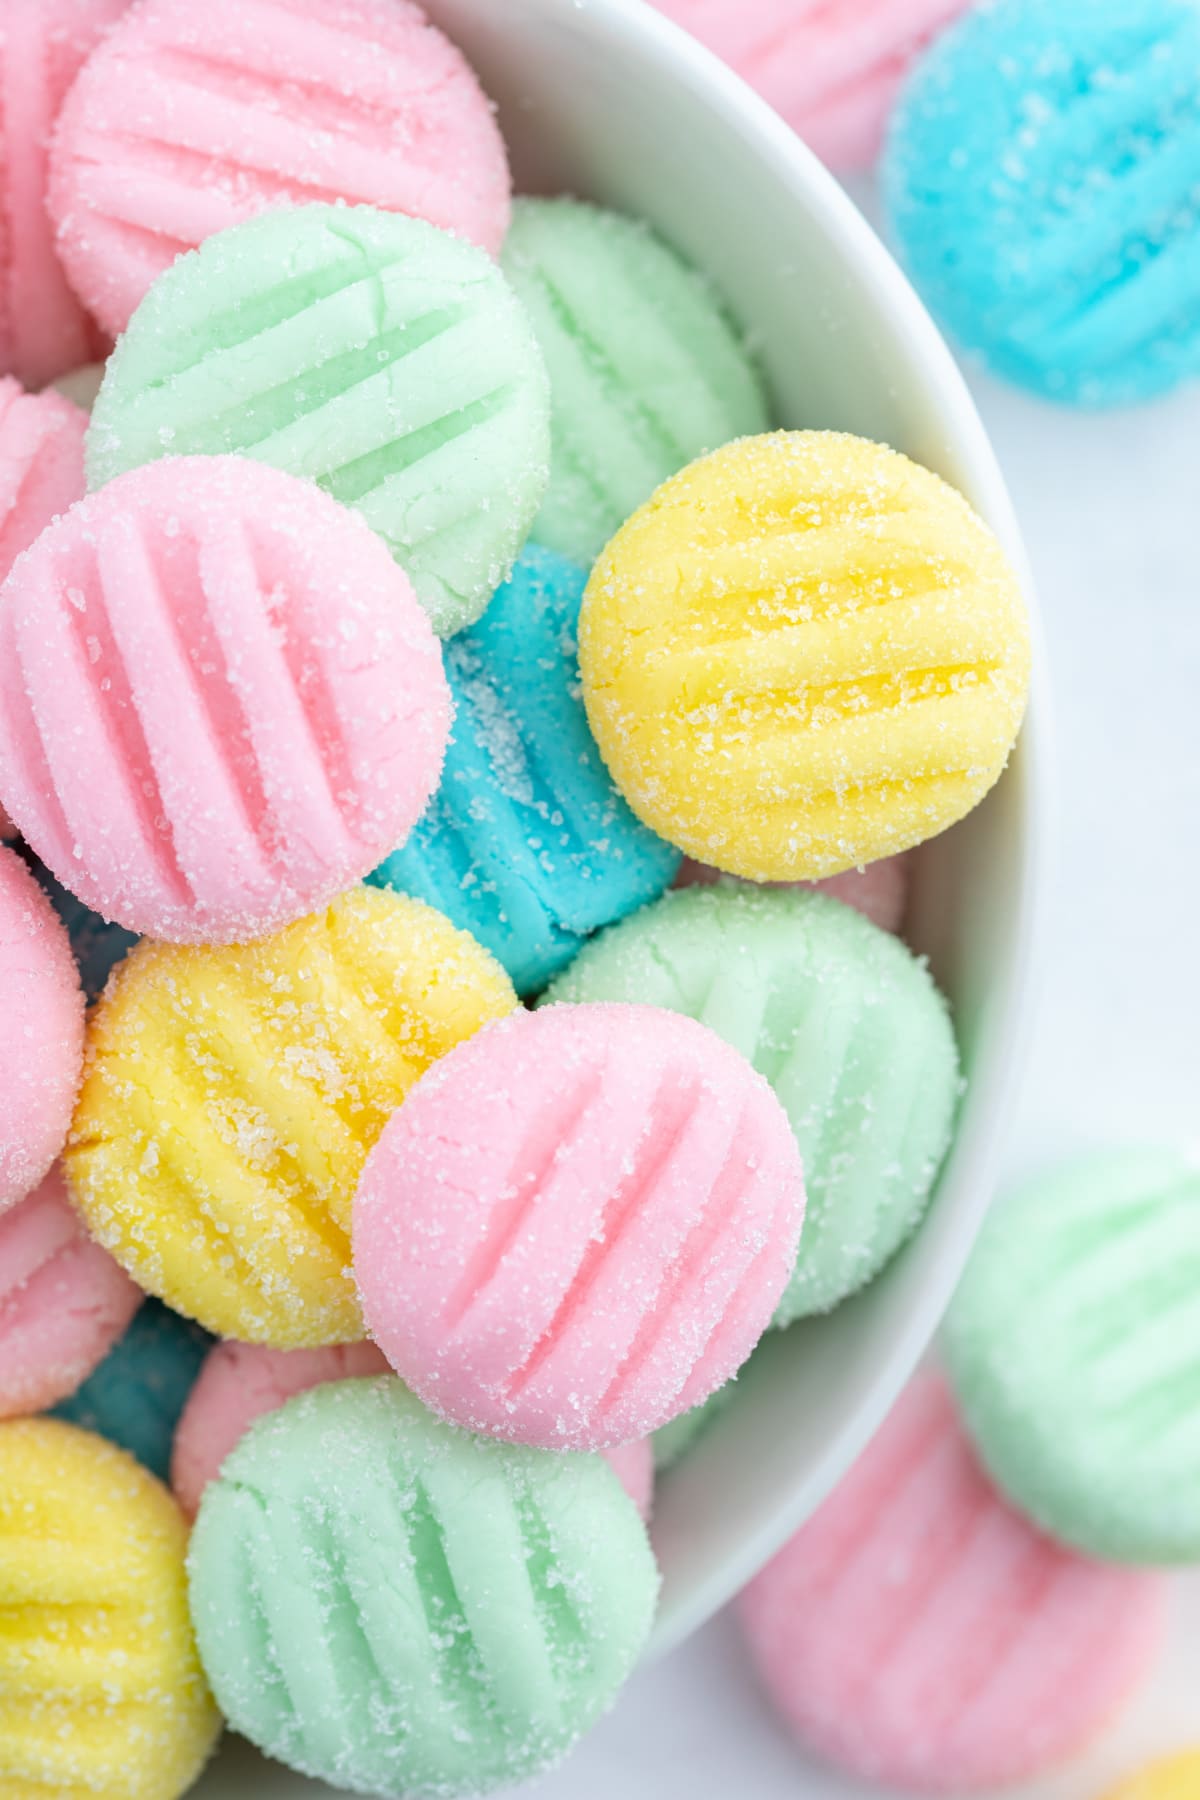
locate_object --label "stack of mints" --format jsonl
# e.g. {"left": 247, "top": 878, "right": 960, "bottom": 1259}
{"left": 0, "top": 2, "right": 1033, "bottom": 1798}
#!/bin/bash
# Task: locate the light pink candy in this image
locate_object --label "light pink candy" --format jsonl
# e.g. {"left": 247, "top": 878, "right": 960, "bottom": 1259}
{"left": 48, "top": 0, "right": 513, "bottom": 339}
{"left": 0, "top": 455, "right": 451, "bottom": 944}
{"left": 0, "top": 377, "right": 88, "bottom": 842}
{"left": 0, "top": 847, "right": 85, "bottom": 1210}
{"left": 0, "top": 0, "right": 122, "bottom": 388}
{"left": 653, "top": 0, "right": 974, "bottom": 170}
{"left": 0, "top": 378, "right": 88, "bottom": 583}
{"left": 604, "top": 1437, "right": 654, "bottom": 1523}
{"left": 675, "top": 852, "right": 910, "bottom": 935}
{"left": 738, "top": 1371, "right": 1164, "bottom": 1794}
{"left": 171, "top": 1339, "right": 391, "bottom": 1518}
{"left": 0, "top": 1163, "right": 141, "bottom": 1416}
{"left": 353, "top": 1002, "right": 805, "bottom": 1452}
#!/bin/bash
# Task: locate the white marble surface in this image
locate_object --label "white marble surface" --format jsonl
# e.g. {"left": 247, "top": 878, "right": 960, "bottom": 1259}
{"left": 516, "top": 277, "right": 1200, "bottom": 1798}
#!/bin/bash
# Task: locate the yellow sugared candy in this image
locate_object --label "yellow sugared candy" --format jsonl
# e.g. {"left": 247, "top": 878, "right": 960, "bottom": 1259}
{"left": 0, "top": 1418, "right": 219, "bottom": 1800}
{"left": 1102, "top": 1752, "right": 1200, "bottom": 1800}
{"left": 67, "top": 888, "right": 516, "bottom": 1347}
{"left": 580, "top": 431, "right": 1031, "bottom": 881}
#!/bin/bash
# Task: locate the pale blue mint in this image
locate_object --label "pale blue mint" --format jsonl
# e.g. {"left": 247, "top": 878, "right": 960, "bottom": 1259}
{"left": 885, "top": 0, "right": 1200, "bottom": 406}
{"left": 369, "top": 545, "right": 680, "bottom": 994}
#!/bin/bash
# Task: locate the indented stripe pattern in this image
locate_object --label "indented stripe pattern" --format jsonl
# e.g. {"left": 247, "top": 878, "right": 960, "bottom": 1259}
{"left": 67, "top": 889, "right": 516, "bottom": 1349}
{"left": 0, "top": 456, "right": 449, "bottom": 945}
{"left": 887, "top": 0, "right": 1200, "bottom": 403}
{"left": 501, "top": 198, "right": 768, "bottom": 566}
{"left": 738, "top": 1372, "right": 1164, "bottom": 1793}
{"left": 368, "top": 544, "right": 679, "bottom": 996}
{"left": 0, "top": 1418, "right": 219, "bottom": 1798}
{"left": 0, "top": 1168, "right": 140, "bottom": 1419}
{"left": 353, "top": 1002, "right": 805, "bottom": 1449}
{"left": 543, "top": 883, "right": 960, "bottom": 1322}
{"left": 48, "top": 0, "right": 513, "bottom": 337}
{"left": 944, "top": 1151, "right": 1200, "bottom": 1562}
{"left": 580, "top": 432, "right": 1031, "bottom": 880}
{"left": 85, "top": 204, "right": 551, "bottom": 637}
{"left": 187, "top": 1380, "right": 657, "bottom": 1795}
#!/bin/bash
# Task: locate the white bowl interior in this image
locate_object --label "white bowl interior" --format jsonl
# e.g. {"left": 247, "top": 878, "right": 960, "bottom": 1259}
{"left": 192, "top": 1, "right": 1044, "bottom": 1789}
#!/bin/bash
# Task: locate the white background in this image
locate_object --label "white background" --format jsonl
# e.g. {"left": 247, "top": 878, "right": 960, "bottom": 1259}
{"left": 517, "top": 214, "right": 1200, "bottom": 1798}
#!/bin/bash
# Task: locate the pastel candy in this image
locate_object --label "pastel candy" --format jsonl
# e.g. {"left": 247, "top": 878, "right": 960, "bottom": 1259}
{"left": 652, "top": 0, "right": 974, "bottom": 171}
{"left": 173, "top": 1338, "right": 653, "bottom": 1523}
{"left": 0, "top": 0, "right": 120, "bottom": 388}
{"left": 0, "top": 1417, "right": 220, "bottom": 1799}
{"left": 171, "top": 1338, "right": 392, "bottom": 1517}
{"left": 66, "top": 888, "right": 516, "bottom": 1347}
{"left": 354, "top": 1002, "right": 805, "bottom": 1450}
{"left": 0, "top": 845, "right": 85, "bottom": 1210}
{"left": 52, "top": 1299, "right": 213, "bottom": 1483}
{"left": 546, "top": 885, "right": 959, "bottom": 1320}
{"left": 0, "top": 369, "right": 89, "bottom": 844}
{"left": 675, "top": 851, "right": 910, "bottom": 935}
{"left": 188, "top": 1377, "right": 658, "bottom": 1797}
{"left": 0, "top": 379, "right": 87, "bottom": 582}
{"left": 885, "top": 0, "right": 1200, "bottom": 406}
{"left": 369, "top": 545, "right": 680, "bottom": 996}
{"left": 0, "top": 455, "right": 450, "bottom": 944}
{"left": 738, "top": 1371, "right": 1164, "bottom": 1794}
{"left": 579, "top": 432, "right": 1031, "bottom": 882}
{"left": 26, "top": 854, "right": 139, "bottom": 1003}
{"left": 48, "top": 0, "right": 512, "bottom": 338}
{"left": 1102, "top": 1752, "right": 1200, "bottom": 1800}
{"left": 501, "top": 198, "right": 768, "bottom": 567}
{"left": 87, "top": 204, "right": 552, "bottom": 636}
{"left": 0, "top": 1165, "right": 140, "bottom": 1418}
{"left": 944, "top": 1149, "right": 1200, "bottom": 1563}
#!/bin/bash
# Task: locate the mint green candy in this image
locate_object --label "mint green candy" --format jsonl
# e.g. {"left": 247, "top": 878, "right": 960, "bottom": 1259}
{"left": 87, "top": 205, "right": 551, "bottom": 637}
{"left": 545, "top": 885, "right": 960, "bottom": 1322}
{"left": 187, "top": 1378, "right": 657, "bottom": 1798}
{"left": 945, "top": 1150, "right": 1200, "bottom": 1564}
{"left": 501, "top": 198, "right": 769, "bottom": 566}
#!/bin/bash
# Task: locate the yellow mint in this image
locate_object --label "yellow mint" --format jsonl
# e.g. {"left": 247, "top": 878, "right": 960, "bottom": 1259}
{"left": 66, "top": 888, "right": 516, "bottom": 1348}
{"left": 580, "top": 431, "right": 1032, "bottom": 882}
{"left": 0, "top": 1418, "right": 220, "bottom": 1800}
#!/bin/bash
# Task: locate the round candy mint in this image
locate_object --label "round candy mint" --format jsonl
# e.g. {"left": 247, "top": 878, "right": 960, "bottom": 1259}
{"left": 545, "top": 884, "right": 959, "bottom": 1321}
{"left": 87, "top": 204, "right": 551, "bottom": 636}
{"left": 944, "top": 1150, "right": 1200, "bottom": 1563}
{"left": 188, "top": 1377, "right": 658, "bottom": 1798}
{"left": 885, "top": 0, "right": 1200, "bottom": 406}
{"left": 502, "top": 197, "right": 768, "bottom": 566}
{"left": 369, "top": 544, "right": 680, "bottom": 995}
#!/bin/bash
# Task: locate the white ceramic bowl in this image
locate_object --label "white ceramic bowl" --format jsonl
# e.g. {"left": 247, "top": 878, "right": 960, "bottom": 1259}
{"left": 195, "top": 2, "right": 1045, "bottom": 1790}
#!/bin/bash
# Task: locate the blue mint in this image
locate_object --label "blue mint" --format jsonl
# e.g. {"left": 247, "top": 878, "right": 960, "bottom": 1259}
{"left": 369, "top": 544, "right": 680, "bottom": 994}
{"left": 885, "top": 0, "right": 1200, "bottom": 406}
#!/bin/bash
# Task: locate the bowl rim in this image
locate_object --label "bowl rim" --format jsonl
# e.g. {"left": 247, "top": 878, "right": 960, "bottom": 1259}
{"left": 507, "top": 0, "right": 1051, "bottom": 1653}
